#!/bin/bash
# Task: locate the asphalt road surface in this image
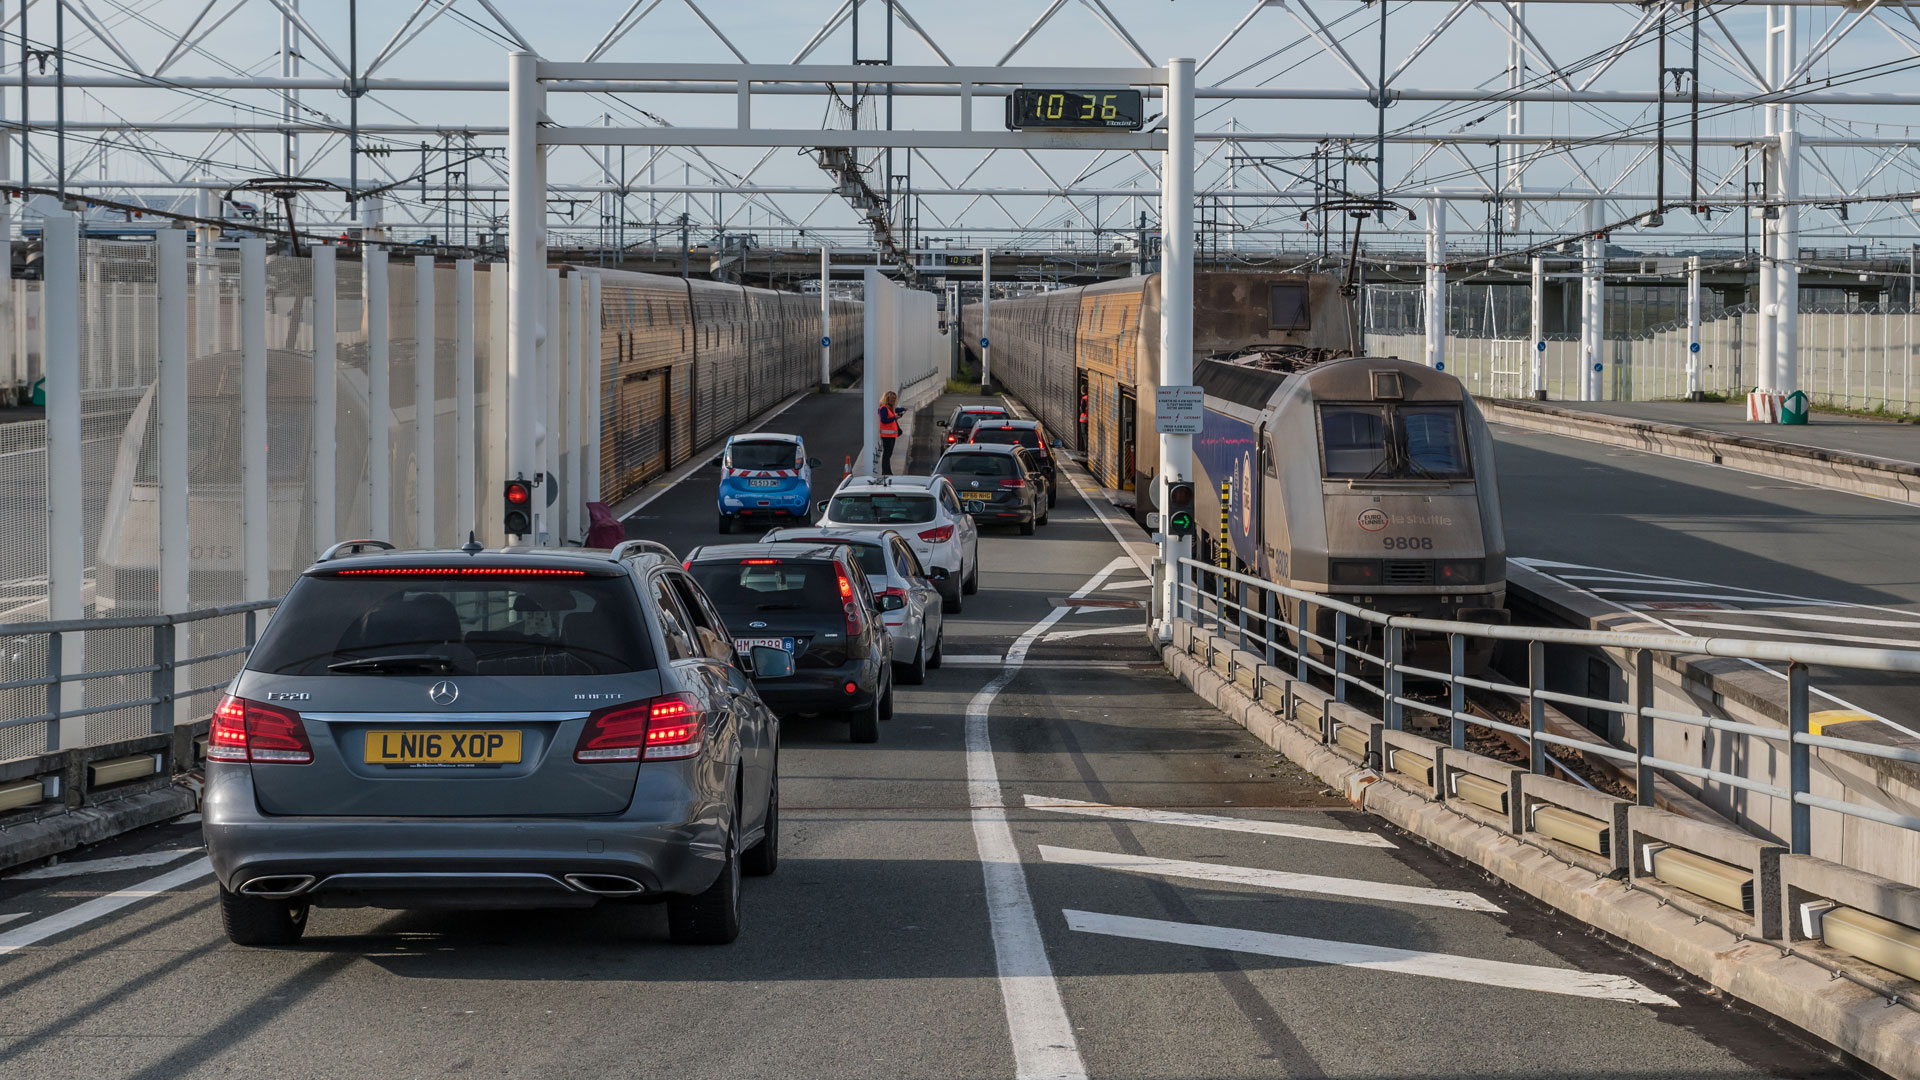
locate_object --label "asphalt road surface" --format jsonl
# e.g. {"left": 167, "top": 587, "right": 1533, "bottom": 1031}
{"left": 0, "top": 389, "right": 1861, "bottom": 1079}
{"left": 1490, "top": 418, "right": 1920, "bottom": 738}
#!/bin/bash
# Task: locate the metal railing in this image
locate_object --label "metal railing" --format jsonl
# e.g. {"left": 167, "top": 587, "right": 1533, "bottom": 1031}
{"left": 0, "top": 599, "right": 279, "bottom": 760}
{"left": 1171, "top": 557, "right": 1920, "bottom": 854}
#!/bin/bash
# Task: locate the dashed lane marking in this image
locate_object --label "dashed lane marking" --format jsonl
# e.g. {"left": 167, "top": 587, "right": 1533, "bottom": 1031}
{"left": 1022, "top": 796, "right": 1395, "bottom": 849}
{"left": 0, "top": 858, "right": 213, "bottom": 958}
{"left": 11, "top": 848, "right": 202, "bottom": 881}
{"left": 967, "top": 554, "right": 1131, "bottom": 1080}
{"left": 1039, "top": 846, "right": 1501, "bottom": 913}
{"left": 1064, "top": 910, "right": 1677, "bottom": 1006}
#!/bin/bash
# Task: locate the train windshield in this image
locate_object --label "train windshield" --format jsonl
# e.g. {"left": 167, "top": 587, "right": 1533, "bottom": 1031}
{"left": 1319, "top": 404, "right": 1470, "bottom": 481}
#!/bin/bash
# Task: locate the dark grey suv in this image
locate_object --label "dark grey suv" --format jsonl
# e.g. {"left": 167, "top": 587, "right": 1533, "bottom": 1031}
{"left": 203, "top": 539, "right": 787, "bottom": 947}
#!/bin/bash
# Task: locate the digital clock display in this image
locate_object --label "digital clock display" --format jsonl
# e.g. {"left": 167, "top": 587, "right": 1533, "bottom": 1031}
{"left": 1005, "top": 89, "right": 1145, "bottom": 131}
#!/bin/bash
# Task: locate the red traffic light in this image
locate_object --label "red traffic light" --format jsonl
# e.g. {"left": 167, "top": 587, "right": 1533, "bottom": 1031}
{"left": 505, "top": 481, "right": 531, "bottom": 505}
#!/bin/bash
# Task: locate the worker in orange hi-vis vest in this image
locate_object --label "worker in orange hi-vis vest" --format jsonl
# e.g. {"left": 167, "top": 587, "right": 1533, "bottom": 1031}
{"left": 876, "top": 390, "right": 903, "bottom": 476}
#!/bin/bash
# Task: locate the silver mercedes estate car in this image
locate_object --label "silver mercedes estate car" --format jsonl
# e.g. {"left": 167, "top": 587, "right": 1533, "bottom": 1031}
{"left": 203, "top": 538, "right": 787, "bottom": 947}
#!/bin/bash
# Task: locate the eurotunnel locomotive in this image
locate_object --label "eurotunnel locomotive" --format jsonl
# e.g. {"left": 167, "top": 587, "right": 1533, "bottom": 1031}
{"left": 964, "top": 271, "right": 1508, "bottom": 664}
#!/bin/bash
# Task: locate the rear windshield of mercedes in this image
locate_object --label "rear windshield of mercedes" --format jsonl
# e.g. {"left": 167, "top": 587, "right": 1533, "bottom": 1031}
{"left": 826, "top": 493, "right": 937, "bottom": 525}
{"left": 248, "top": 570, "right": 654, "bottom": 676}
{"left": 1318, "top": 404, "right": 1470, "bottom": 481}
{"left": 728, "top": 441, "right": 800, "bottom": 470}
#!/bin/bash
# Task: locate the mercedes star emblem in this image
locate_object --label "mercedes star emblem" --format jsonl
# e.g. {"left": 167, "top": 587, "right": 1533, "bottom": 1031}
{"left": 428, "top": 680, "right": 460, "bottom": 706}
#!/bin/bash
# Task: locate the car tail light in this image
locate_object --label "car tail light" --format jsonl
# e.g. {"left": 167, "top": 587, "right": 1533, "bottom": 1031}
{"left": 207, "top": 694, "right": 313, "bottom": 764}
{"left": 575, "top": 694, "right": 704, "bottom": 763}
{"left": 837, "top": 564, "right": 866, "bottom": 637}
{"left": 919, "top": 524, "right": 953, "bottom": 542}
{"left": 1000, "top": 478, "right": 1027, "bottom": 489}
{"left": 741, "top": 558, "right": 781, "bottom": 565}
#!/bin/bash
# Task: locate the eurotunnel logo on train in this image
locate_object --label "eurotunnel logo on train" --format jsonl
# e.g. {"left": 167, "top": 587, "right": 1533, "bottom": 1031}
{"left": 1357, "top": 509, "right": 1389, "bottom": 532}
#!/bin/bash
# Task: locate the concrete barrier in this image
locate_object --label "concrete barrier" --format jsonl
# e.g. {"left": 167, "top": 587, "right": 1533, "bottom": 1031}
{"left": 1162, "top": 629, "right": 1920, "bottom": 1080}
{"left": 1479, "top": 396, "right": 1920, "bottom": 505}
{"left": 1630, "top": 805, "right": 1785, "bottom": 938}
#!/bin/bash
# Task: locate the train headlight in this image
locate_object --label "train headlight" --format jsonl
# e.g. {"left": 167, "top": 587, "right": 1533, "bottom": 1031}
{"left": 1436, "top": 560, "right": 1484, "bottom": 586}
{"left": 1328, "top": 559, "right": 1382, "bottom": 587}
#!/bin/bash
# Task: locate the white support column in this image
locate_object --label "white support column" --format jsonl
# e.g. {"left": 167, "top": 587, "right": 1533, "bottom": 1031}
{"left": 0, "top": 84, "right": 11, "bottom": 401}
{"left": 1157, "top": 56, "right": 1196, "bottom": 632}
{"left": 507, "top": 50, "right": 545, "bottom": 543}
{"left": 1775, "top": 129, "right": 1799, "bottom": 396}
{"left": 414, "top": 255, "right": 436, "bottom": 548}
{"left": 488, "top": 266, "right": 511, "bottom": 545}
{"left": 819, "top": 245, "right": 831, "bottom": 389}
{"left": 980, "top": 248, "right": 991, "bottom": 391}
{"left": 1581, "top": 203, "right": 1605, "bottom": 401}
{"left": 454, "top": 259, "right": 475, "bottom": 540}
{"left": 585, "top": 272, "right": 602, "bottom": 504}
{"left": 543, "top": 268, "right": 562, "bottom": 543}
{"left": 366, "top": 247, "right": 391, "bottom": 539}
{"left": 565, "top": 272, "right": 584, "bottom": 540}
{"left": 861, "top": 267, "right": 881, "bottom": 477}
{"left": 1529, "top": 255, "right": 1546, "bottom": 399}
{"left": 1423, "top": 199, "right": 1446, "bottom": 371}
{"left": 156, "top": 227, "right": 190, "bottom": 727}
{"left": 311, "top": 244, "right": 337, "bottom": 550}
{"left": 44, "top": 214, "right": 83, "bottom": 744}
{"left": 1686, "top": 255, "right": 1703, "bottom": 400}
{"left": 239, "top": 237, "right": 270, "bottom": 600}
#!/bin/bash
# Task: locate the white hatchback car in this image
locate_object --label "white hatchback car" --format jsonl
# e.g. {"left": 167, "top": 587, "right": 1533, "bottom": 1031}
{"left": 815, "top": 475, "right": 979, "bottom": 613}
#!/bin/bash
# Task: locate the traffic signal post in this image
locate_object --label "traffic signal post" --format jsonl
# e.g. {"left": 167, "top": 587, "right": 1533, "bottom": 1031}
{"left": 1153, "top": 58, "right": 1196, "bottom": 637}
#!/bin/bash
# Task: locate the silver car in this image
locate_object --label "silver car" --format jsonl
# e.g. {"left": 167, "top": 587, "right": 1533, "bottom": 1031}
{"left": 760, "top": 527, "right": 946, "bottom": 683}
{"left": 203, "top": 539, "right": 787, "bottom": 947}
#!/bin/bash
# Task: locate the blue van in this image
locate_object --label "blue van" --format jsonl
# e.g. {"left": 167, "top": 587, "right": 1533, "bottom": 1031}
{"left": 716, "top": 433, "right": 820, "bottom": 533}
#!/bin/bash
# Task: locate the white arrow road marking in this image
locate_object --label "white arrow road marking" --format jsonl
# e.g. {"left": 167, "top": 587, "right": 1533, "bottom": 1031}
{"left": 0, "top": 858, "right": 213, "bottom": 957}
{"left": 1023, "top": 795, "right": 1395, "bottom": 849}
{"left": 1040, "top": 846, "right": 1500, "bottom": 912}
{"left": 1064, "top": 910, "right": 1676, "bottom": 1006}
{"left": 967, "top": 554, "right": 1131, "bottom": 1080}
{"left": 11, "top": 848, "right": 201, "bottom": 881}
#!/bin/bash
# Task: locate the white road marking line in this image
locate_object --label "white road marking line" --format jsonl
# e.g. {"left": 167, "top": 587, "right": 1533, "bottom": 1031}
{"left": 1662, "top": 619, "right": 1920, "bottom": 649}
{"left": 968, "top": 554, "right": 1131, "bottom": 1080}
{"left": 1023, "top": 795, "right": 1395, "bottom": 848}
{"left": 0, "top": 914, "right": 26, "bottom": 927}
{"left": 0, "top": 857, "right": 213, "bottom": 957}
{"left": 1516, "top": 557, "right": 1920, "bottom": 621}
{"left": 1102, "top": 579, "right": 1151, "bottom": 590}
{"left": 11, "top": 848, "right": 202, "bottom": 881}
{"left": 1587, "top": 587, "right": 1859, "bottom": 608}
{"left": 939, "top": 653, "right": 1008, "bottom": 665}
{"left": 1042, "top": 624, "right": 1143, "bottom": 643}
{"left": 1064, "top": 910, "right": 1676, "bottom": 1006}
{"left": 1040, "top": 846, "right": 1500, "bottom": 912}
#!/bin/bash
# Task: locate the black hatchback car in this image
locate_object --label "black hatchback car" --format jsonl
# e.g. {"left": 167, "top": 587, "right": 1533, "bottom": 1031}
{"left": 934, "top": 444, "right": 1049, "bottom": 534}
{"left": 968, "top": 418, "right": 1058, "bottom": 506}
{"left": 683, "top": 542, "right": 894, "bottom": 743}
{"left": 937, "top": 404, "right": 1009, "bottom": 446}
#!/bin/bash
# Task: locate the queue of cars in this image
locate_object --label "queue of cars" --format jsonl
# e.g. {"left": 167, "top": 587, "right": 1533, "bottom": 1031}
{"left": 202, "top": 403, "right": 1051, "bottom": 949}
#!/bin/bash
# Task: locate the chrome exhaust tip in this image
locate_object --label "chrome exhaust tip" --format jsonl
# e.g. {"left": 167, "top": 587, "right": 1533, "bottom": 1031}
{"left": 563, "top": 873, "right": 646, "bottom": 897}
{"left": 238, "top": 874, "right": 316, "bottom": 899}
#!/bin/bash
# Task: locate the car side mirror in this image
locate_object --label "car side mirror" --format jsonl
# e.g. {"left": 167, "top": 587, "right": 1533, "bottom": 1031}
{"left": 815, "top": 500, "right": 830, "bottom": 515}
{"left": 876, "top": 593, "right": 906, "bottom": 612}
{"left": 927, "top": 566, "right": 950, "bottom": 581}
{"left": 807, "top": 457, "right": 822, "bottom": 468}
{"left": 937, "top": 420, "right": 948, "bottom": 427}
{"left": 750, "top": 645, "right": 795, "bottom": 679}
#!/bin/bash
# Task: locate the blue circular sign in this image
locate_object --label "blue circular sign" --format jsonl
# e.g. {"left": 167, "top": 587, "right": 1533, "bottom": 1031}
{"left": 980, "top": 337, "right": 991, "bottom": 349}
{"left": 1536, "top": 340, "right": 1547, "bottom": 352}
{"left": 1689, "top": 342, "right": 1700, "bottom": 353}
{"left": 1434, "top": 362, "right": 1445, "bottom": 372}
{"left": 821, "top": 336, "right": 831, "bottom": 348}
{"left": 1593, "top": 362, "right": 1604, "bottom": 372}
